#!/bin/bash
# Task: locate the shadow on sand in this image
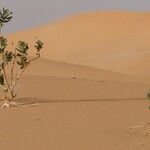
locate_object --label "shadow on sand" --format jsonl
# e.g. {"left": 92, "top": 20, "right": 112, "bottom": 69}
{"left": 14, "top": 97, "right": 147, "bottom": 106}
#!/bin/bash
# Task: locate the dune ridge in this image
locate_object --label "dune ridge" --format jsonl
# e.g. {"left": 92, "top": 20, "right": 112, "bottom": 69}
{"left": 7, "top": 11, "right": 150, "bottom": 76}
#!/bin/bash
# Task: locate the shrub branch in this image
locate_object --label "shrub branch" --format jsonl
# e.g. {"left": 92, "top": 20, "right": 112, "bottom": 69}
{"left": 0, "top": 8, "right": 44, "bottom": 108}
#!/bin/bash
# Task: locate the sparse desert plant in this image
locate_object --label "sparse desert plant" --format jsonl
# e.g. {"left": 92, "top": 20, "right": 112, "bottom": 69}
{"left": 147, "top": 93, "right": 150, "bottom": 99}
{"left": 0, "top": 8, "right": 44, "bottom": 108}
{"left": 147, "top": 92, "right": 150, "bottom": 110}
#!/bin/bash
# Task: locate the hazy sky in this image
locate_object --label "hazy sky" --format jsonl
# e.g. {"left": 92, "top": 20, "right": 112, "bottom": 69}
{"left": 0, "top": 0, "right": 150, "bottom": 33}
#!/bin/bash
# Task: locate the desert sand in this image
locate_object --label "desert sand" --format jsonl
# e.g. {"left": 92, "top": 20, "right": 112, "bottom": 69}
{"left": 7, "top": 11, "right": 150, "bottom": 76}
{"left": 1, "top": 11, "right": 150, "bottom": 150}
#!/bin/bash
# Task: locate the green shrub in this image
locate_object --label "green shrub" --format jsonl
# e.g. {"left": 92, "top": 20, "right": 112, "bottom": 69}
{"left": 0, "top": 8, "right": 44, "bottom": 108}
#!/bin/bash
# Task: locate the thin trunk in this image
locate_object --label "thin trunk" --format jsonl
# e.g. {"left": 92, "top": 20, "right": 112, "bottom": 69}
{"left": 10, "top": 44, "right": 16, "bottom": 87}
{"left": 3, "top": 65, "right": 12, "bottom": 100}
{"left": 11, "top": 53, "right": 40, "bottom": 97}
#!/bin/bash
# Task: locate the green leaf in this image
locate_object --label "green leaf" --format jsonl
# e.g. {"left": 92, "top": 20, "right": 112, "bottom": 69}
{"left": 148, "top": 93, "right": 150, "bottom": 99}
{"left": 35, "top": 40, "right": 44, "bottom": 52}
{"left": 0, "top": 36, "right": 7, "bottom": 53}
{"left": 0, "top": 74, "right": 4, "bottom": 85}
{"left": 4, "top": 51, "right": 13, "bottom": 62}
{"left": 16, "top": 41, "right": 29, "bottom": 54}
{"left": 16, "top": 53, "right": 22, "bottom": 57}
{"left": 0, "top": 8, "right": 13, "bottom": 24}
{"left": 17, "top": 61, "right": 22, "bottom": 66}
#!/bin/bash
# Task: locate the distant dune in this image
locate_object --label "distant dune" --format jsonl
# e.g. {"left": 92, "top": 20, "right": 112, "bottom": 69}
{"left": 6, "top": 11, "right": 150, "bottom": 105}
{"left": 2, "top": 11, "right": 150, "bottom": 150}
{"left": 7, "top": 11, "right": 150, "bottom": 76}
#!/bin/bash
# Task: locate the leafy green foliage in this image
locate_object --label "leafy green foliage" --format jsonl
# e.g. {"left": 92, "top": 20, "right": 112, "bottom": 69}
{"left": 35, "top": 40, "right": 44, "bottom": 52}
{"left": 0, "top": 36, "right": 7, "bottom": 53}
{"left": 148, "top": 92, "right": 150, "bottom": 99}
{"left": 16, "top": 40, "right": 44, "bottom": 69}
{"left": 0, "top": 7, "right": 44, "bottom": 105}
{"left": 0, "top": 8, "right": 12, "bottom": 28}
{"left": 16, "top": 41, "right": 29, "bottom": 69}
{"left": 0, "top": 74, "right": 4, "bottom": 85}
{"left": 4, "top": 51, "right": 13, "bottom": 63}
{"left": 16, "top": 41, "right": 29, "bottom": 54}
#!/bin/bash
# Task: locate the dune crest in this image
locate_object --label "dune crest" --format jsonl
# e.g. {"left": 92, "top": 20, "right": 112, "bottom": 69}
{"left": 7, "top": 11, "right": 150, "bottom": 75}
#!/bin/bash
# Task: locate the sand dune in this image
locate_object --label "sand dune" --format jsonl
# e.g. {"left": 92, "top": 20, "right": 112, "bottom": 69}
{"left": 24, "top": 59, "right": 150, "bottom": 82}
{"left": 17, "top": 58, "right": 150, "bottom": 101}
{"left": 2, "top": 11, "right": 150, "bottom": 150}
{"left": 7, "top": 11, "right": 150, "bottom": 76}
{"left": 2, "top": 58, "right": 149, "bottom": 150}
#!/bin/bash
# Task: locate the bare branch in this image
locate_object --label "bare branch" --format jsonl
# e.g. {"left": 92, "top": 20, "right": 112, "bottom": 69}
{"left": 10, "top": 42, "right": 16, "bottom": 87}
{"left": 11, "top": 53, "right": 40, "bottom": 93}
{"left": 2, "top": 61, "right": 12, "bottom": 99}
{"left": 28, "top": 53, "right": 40, "bottom": 63}
{"left": 13, "top": 81, "right": 21, "bottom": 98}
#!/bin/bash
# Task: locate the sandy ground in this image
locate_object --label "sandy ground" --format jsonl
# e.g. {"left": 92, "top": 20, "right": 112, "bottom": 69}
{"left": 0, "top": 58, "right": 149, "bottom": 150}
{"left": 2, "top": 11, "right": 150, "bottom": 149}
{"left": 0, "top": 100, "right": 150, "bottom": 150}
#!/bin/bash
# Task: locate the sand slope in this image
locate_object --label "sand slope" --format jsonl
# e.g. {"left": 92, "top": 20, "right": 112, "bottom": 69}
{"left": 1, "top": 58, "right": 150, "bottom": 150}
{"left": 15, "top": 58, "right": 150, "bottom": 102}
{"left": 2, "top": 11, "right": 150, "bottom": 150}
{"left": 7, "top": 11, "right": 150, "bottom": 75}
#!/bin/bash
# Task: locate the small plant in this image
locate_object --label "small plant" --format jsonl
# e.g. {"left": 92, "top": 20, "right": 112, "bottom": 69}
{"left": 147, "top": 92, "right": 150, "bottom": 110}
{"left": 148, "top": 93, "right": 150, "bottom": 99}
{"left": 0, "top": 8, "right": 44, "bottom": 108}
